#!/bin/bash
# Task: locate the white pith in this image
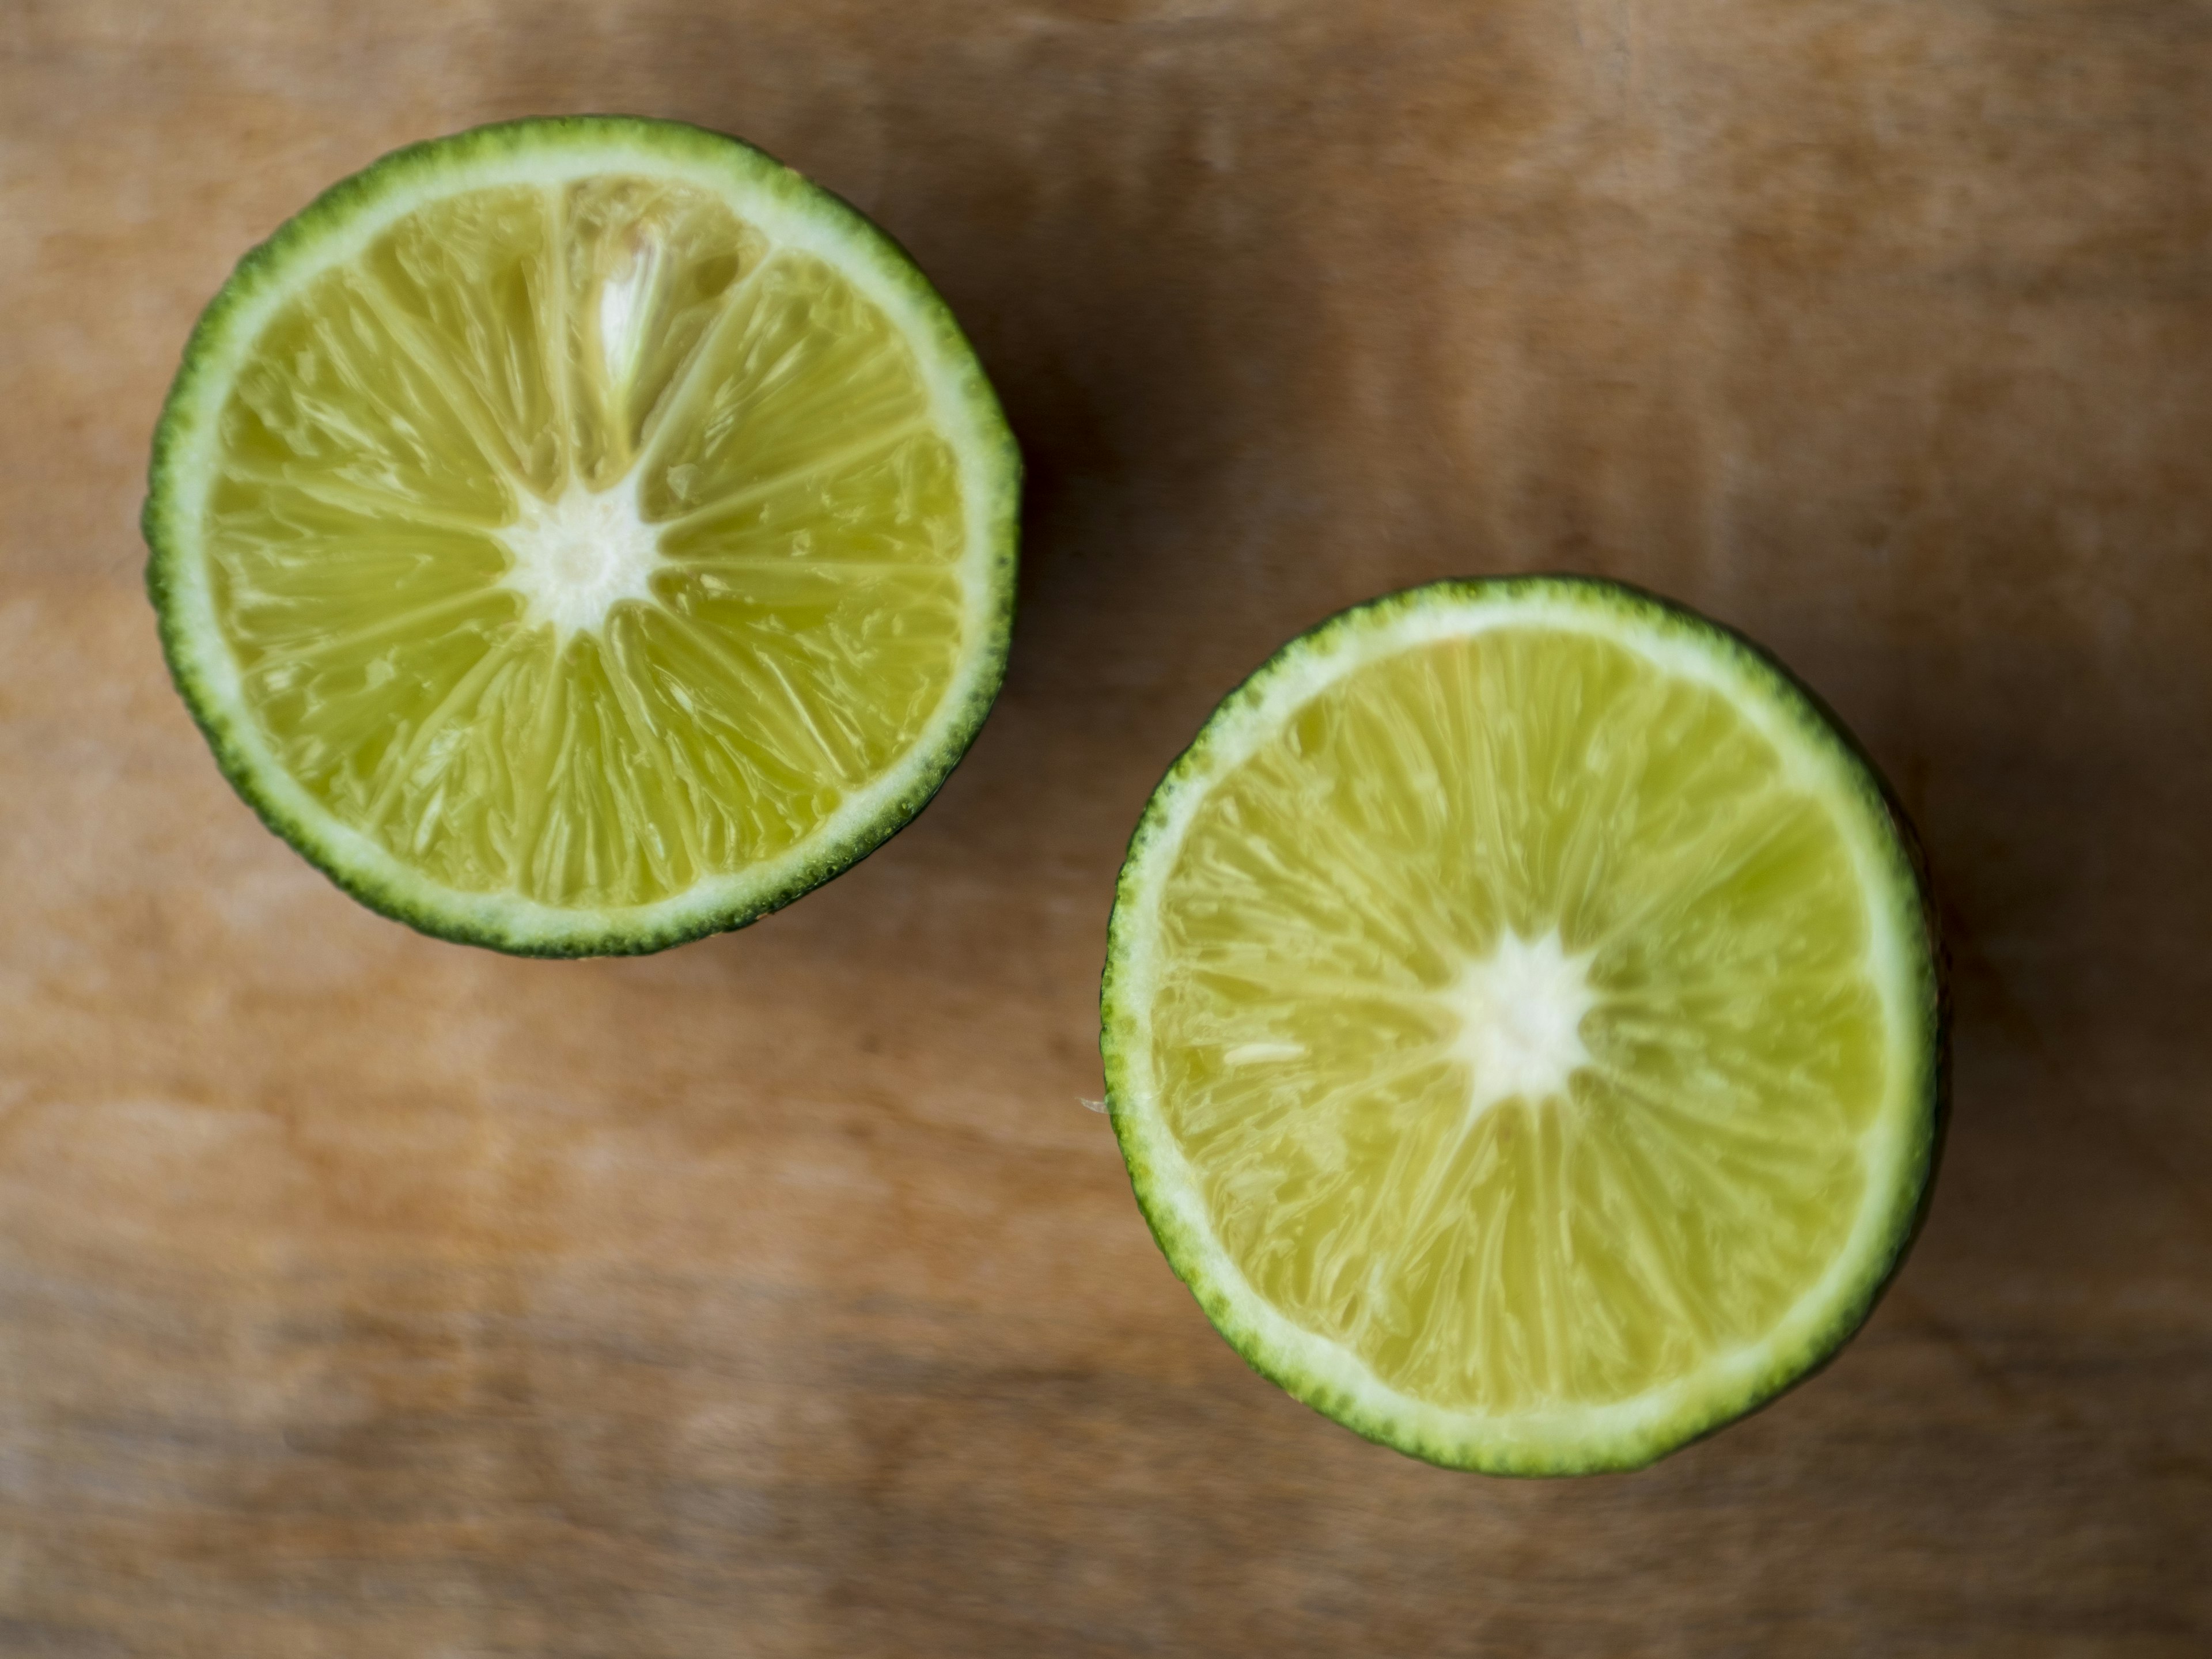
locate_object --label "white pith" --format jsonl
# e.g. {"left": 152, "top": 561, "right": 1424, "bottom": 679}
{"left": 1446, "top": 927, "right": 1596, "bottom": 1121}
{"left": 498, "top": 473, "right": 662, "bottom": 644}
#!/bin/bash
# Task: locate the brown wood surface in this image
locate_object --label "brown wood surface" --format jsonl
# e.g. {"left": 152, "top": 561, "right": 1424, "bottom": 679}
{"left": 5, "top": 2, "right": 2211, "bottom": 1653}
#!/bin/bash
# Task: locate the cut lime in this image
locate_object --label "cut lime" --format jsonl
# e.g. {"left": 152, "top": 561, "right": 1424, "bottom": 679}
{"left": 1103, "top": 577, "right": 1944, "bottom": 1473}
{"left": 145, "top": 118, "right": 1018, "bottom": 955}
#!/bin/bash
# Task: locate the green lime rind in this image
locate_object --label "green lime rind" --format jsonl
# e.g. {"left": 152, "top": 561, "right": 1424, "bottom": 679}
{"left": 1101, "top": 574, "right": 1946, "bottom": 1475}
{"left": 144, "top": 116, "right": 1020, "bottom": 957}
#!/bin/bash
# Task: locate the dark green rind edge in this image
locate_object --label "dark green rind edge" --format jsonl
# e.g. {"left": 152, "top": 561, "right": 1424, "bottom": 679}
{"left": 1099, "top": 574, "right": 1949, "bottom": 1476}
{"left": 143, "top": 115, "right": 1022, "bottom": 959}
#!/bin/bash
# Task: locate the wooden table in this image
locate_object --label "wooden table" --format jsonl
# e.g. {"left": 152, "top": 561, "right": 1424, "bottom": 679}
{"left": 5, "top": 3, "right": 2209, "bottom": 1652}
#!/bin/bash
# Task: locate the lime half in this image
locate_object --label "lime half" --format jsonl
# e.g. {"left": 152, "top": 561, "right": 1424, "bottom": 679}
{"left": 1103, "top": 577, "right": 1944, "bottom": 1472}
{"left": 146, "top": 118, "right": 1018, "bottom": 955}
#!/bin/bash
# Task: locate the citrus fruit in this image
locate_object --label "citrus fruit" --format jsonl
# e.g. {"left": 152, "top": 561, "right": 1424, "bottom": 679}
{"left": 1102, "top": 577, "right": 1944, "bottom": 1472}
{"left": 145, "top": 118, "right": 1018, "bottom": 955}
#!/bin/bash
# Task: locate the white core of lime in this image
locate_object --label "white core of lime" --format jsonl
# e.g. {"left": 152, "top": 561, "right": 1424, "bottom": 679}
{"left": 498, "top": 474, "right": 661, "bottom": 643}
{"left": 1446, "top": 929, "right": 1597, "bottom": 1121}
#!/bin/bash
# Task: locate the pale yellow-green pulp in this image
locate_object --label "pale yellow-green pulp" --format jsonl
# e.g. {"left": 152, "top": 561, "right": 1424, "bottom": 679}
{"left": 1145, "top": 626, "right": 1888, "bottom": 1418}
{"left": 207, "top": 179, "right": 967, "bottom": 911}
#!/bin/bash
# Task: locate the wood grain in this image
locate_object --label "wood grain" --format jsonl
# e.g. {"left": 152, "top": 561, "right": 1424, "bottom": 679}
{"left": 4, "top": 1, "right": 2210, "bottom": 1652}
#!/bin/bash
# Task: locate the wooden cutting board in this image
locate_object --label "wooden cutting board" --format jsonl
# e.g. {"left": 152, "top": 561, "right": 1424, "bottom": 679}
{"left": 5, "top": 2, "right": 2208, "bottom": 1652}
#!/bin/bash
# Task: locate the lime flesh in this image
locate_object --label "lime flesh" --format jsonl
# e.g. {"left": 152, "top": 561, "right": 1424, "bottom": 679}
{"left": 148, "top": 120, "right": 1018, "bottom": 953}
{"left": 1104, "top": 578, "right": 1942, "bottom": 1472}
